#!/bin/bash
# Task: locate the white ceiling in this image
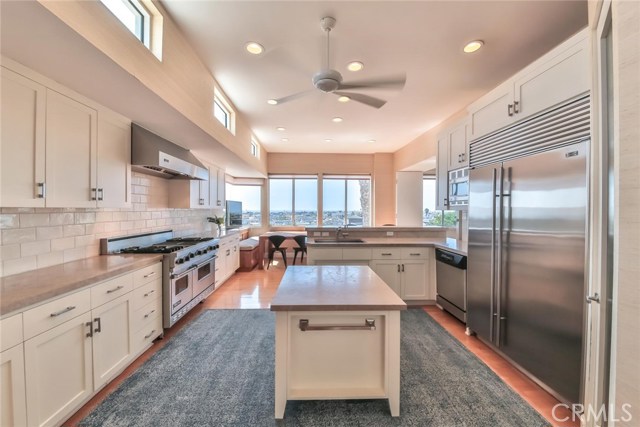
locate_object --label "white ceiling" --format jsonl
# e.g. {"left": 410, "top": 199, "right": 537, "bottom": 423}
{"left": 161, "top": 0, "right": 587, "bottom": 154}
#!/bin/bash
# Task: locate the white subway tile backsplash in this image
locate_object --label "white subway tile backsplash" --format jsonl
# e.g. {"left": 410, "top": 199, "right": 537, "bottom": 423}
{"left": 74, "top": 234, "right": 96, "bottom": 247}
{"left": 37, "top": 251, "right": 64, "bottom": 268}
{"left": 0, "top": 244, "right": 21, "bottom": 261}
{"left": 75, "top": 212, "right": 96, "bottom": 224}
{"left": 0, "top": 214, "right": 20, "bottom": 229}
{"left": 96, "top": 212, "right": 113, "bottom": 222}
{"left": 36, "top": 226, "right": 64, "bottom": 240}
{"left": 63, "top": 224, "right": 86, "bottom": 237}
{"left": 51, "top": 236, "right": 75, "bottom": 251}
{"left": 19, "top": 213, "right": 50, "bottom": 227}
{"left": 21, "top": 240, "right": 51, "bottom": 257}
{"left": 3, "top": 256, "right": 37, "bottom": 276}
{"left": 2, "top": 228, "right": 36, "bottom": 244}
{"left": 63, "top": 247, "right": 86, "bottom": 263}
{"left": 49, "top": 212, "right": 75, "bottom": 225}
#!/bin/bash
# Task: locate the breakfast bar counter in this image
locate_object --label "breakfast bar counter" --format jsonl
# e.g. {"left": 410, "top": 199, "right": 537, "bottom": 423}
{"left": 270, "top": 265, "right": 407, "bottom": 418}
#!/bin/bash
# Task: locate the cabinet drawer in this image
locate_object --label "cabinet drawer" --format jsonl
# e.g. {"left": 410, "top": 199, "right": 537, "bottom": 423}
{"left": 133, "top": 316, "right": 162, "bottom": 354}
{"left": 308, "top": 247, "right": 342, "bottom": 261}
{"left": 342, "top": 248, "right": 372, "bottom": 261}
{"left": 401, "top": 247, "right": 429, "bottom": 259}
{"left": 133, "top": 263, "right": 161, "bottom": 288}
{"left": 0, "top": 313, "right": 23, "bottom": 352}
{"left": 132, "top": 279, "right": 162, "bottom": 311}
{"left": 23, "top": 289, "right": 91, "bottom": 340}
{"left": 132, "top": 299, "right": 161, "bottom": 333}
{"left": 91, "top": 273, "right": 133, "bottom": 308}
{"left": 371, "top": 248, "right": 401, "bottom": 259}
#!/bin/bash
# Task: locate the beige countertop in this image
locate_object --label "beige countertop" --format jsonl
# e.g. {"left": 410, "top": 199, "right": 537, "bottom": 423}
{"left": 0, "top": 254, "right": 163, "bottom": 317}
{"left": 307, "top": 236, "right": 468, "bottom": 255}
{"left": 270, "top": 265, "right": 407, "bottom": 312}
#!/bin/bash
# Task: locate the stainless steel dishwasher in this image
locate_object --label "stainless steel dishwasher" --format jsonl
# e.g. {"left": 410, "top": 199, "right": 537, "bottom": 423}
{"left": 435, "top": 248, "right": 467, "bottom": 325}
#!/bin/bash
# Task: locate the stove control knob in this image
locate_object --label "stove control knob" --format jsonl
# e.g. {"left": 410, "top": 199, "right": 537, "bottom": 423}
{"left": 196, "top": 250, "right": 204, "bottom": 255}
{"left": 176, "top": 257, "right": 184, "bottom": 264}
{"left": 208, "top": 246, "right": 214, "bottom": 251}
{"left": 189, "top": 252, "right": 195, "bottom": 259}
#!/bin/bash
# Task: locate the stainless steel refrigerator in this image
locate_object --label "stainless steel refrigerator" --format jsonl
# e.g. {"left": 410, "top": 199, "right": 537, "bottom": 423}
{"left": 467, "top": 95, "right": 590, "bottom": 405}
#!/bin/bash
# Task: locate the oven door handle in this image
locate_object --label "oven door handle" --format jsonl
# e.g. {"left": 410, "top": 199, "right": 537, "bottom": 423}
{"left": 170, "top": 265, "right": 197, "bottom": 280}
{"left": 195, "top": 258, "right": 215, "bottom": 269}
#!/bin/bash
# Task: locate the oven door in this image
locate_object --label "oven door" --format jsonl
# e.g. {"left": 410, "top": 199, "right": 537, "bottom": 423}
{"left": 170, "top": 268, "right": 193, "bottom": 314}
{"left": 193, "top": 256, "right": 216, "bottom": 297}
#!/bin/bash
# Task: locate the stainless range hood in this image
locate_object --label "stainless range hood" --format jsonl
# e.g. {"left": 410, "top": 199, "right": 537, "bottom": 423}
{"left": 131, "top": 123, "right": 209, "bottom": 180}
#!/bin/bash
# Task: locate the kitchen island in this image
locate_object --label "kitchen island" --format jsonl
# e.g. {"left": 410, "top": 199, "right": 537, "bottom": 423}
{"left": 270, "top": 265, "right": 407, "bottom": 419}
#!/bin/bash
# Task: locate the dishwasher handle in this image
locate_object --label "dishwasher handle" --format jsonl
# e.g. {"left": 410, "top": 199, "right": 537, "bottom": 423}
{"left": 435, "top": 248, "right": 467, "bottom": 269}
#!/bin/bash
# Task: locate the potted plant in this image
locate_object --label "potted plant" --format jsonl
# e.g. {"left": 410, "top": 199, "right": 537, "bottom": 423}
{"left": 207, "top": 215, "right": 224, "bottom": 237}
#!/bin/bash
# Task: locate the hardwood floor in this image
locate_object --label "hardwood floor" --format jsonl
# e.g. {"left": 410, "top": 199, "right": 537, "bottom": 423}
{"left": 65, "top": 260, "right": 578, "bottom": 427}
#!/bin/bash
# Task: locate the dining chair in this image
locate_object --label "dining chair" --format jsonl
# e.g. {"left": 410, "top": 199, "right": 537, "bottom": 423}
{"left": 292, "top": 235, "right": 307, "bottom": 265}
{"left": 267, "top": 235, "right": 288, "bottom": 269}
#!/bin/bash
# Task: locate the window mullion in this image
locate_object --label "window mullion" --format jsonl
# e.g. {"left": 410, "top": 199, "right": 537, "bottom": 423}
{"left": 344, "top": 179, "right": 348, "bottom": 226}
{"left": 292, "top": 179, "right": 296, "bottom": 225}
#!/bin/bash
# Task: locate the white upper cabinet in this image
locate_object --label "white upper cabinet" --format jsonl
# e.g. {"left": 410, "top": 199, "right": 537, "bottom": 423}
{"left": 0, "top": 67, "right": 46, "bottom": 207}
{"left": 211, "top": 166, "right": 226, "bottom": 208}
{"left": 468, "top": 29, "right": 589, "bottom": 141}
{"left": 1, "top": 62, "right": 131, "bottom": 209}
{"left": 435, "top": 134, "right": 449, "bottom": 211}
{"left": 45, "top": 89, "right": 98, "bottom": 208}
{"left": 447, "top": 120, "right": 469, "bottom": 170}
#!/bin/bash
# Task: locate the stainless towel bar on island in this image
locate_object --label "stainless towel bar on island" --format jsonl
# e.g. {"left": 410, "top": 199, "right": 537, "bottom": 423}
{"left": 299, "top": 319, "right": 376, "bottom": 331}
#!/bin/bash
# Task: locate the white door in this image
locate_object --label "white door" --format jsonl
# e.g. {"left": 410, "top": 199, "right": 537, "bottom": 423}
{"left": 209, "top": 166, "right": 220, "bottom": 207}
{"left": 448, "top": 122, "right": 468, "bottom": 169}
{"left": 199, "top": 179, "right": 211, "bottom": 208}
{"left": 370, "top": 260, "right": 401, "bottom": 296}
{"left": 45, "top": 90, "right": 97, "bottom": 208}
{"left": 1, "top": 344, "right": 27, "bottom": 427}
{"left": 401, "top": 260, "right": 428, "bottom": 300}
{"left": 216, "top": 168, "right": 226, "bottom": 207}
{"left": 24, "top": 312, "right": 93, "bottom": 427}
{"left": 92, "top": 294, "right": 134, "bottom": 389}
{"left": 233, "top": 241, "right": 240, "bottom": 271}
{"left": 436, "top": 136, "right": 449, "bottom": 210}
{"left": 0, "top": 67, "right": 46, "bottom": 207}
{"left": 97, "top": 113, "right": 131, "bottom": 208}
{"left": 468, "top": 81, "right": 514, "bottom": 140}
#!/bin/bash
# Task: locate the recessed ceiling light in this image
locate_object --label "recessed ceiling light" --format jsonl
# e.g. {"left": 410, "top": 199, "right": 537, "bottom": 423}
{"left": 281, "top": 138, "right": 289, "bottom": 142}
{"left": 338, "top": 96, "right": 350, "bottom": 103}
{"left": 324, "top": 139, "right": 333, "bottom": 142}
{"left": 276, "top": 127, "right": 286, "bottom": 131}
{"left": 368, "top": 139, "right": 376, "bottom": 143}
{"left": 267, "top": 99, "right": 278, "bottom": 105}
{"left": 332, "top": 117, "right": 343, "bottom": 123}
{"left": 463, "top": 40, "right": 484, "bottom": 53}
{"left": 347, "top": 61, "right": 364, "bottom": 72}
{"left": 245, "top": 42, "right": 264, "bottom": 55}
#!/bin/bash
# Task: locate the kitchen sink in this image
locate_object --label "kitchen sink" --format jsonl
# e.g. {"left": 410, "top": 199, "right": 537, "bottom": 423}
{"left": 313, "top": 238, "right": 365, "bottom": 243}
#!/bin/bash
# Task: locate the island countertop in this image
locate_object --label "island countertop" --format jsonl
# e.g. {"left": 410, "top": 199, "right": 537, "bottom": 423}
{"left": 270, "top": 265, "right": 407, "bottom": 312}
{"left": 307, "top": 236, "right": 467, "bottom": 256}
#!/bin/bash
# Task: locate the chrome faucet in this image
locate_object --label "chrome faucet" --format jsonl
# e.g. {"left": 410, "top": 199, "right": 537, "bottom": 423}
{"left": 336, "top": 226, "right": 343, "bottom": 240}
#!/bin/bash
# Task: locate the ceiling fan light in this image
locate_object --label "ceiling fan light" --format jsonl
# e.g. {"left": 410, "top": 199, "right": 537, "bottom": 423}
{"left": 332, "top": 117, "right": 343, "bottom": 123}
{"left": 347, "top": 61, "right": 364, "bottom": 72}
{"left": 245, "top": 42, "right": 264, "bottom": 55}
{"left": 463, "top": 40, "right": 484, "bottom": 53}
{"left": 338, "top": 96, "right": 350, "bottom": 103}
{"left": 267, "top": 99, "right": 278, "bottom": 105}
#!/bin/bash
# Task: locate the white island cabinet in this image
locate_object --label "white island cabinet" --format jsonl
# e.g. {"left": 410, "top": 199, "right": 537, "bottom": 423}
{"left": 270, "top": 266, "right": 406, "bottom": 419}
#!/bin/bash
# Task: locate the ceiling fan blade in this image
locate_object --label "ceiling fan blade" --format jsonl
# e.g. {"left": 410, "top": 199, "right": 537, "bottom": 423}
{"left": 338, "top": 75, "right": 406, "bottom": 91}
{"left": 273, "top": 90, "right": 315, "bottom": 105}
{"left": 334, "top": 91, "right": 387, "bottom": 109}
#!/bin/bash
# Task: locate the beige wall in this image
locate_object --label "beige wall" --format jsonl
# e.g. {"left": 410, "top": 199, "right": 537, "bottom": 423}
{"left": 0, "top": 173, "right": 221, "bottom": 277}
{"left": 372, "top": 153, "right": 396, "bottom": 226}
{"left": 268, "top": 153, "right": 374, "bottom": 175}
{"left": 36, "top": 0, "right": 267, "bottom": 176}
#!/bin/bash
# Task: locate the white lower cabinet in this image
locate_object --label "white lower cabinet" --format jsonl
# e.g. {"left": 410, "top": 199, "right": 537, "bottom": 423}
{"left": 1, "top": 344, "right": 28, "bottom": 427}
{"left": 216, "top": 234, "right": 240, "bottom": 287}
{"left": 24, "top": 312, "right": 93, "bottom": 427}
{"left": 91, "top": 293, "right": 134, "bottom": 390}
{"left": 369, "top": 260, "right": 402, "bottom": 296}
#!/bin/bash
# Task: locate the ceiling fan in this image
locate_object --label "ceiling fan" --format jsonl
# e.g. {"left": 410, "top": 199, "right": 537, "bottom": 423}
{"left": 272, "top": 16, "right": 406, "bottom": 109}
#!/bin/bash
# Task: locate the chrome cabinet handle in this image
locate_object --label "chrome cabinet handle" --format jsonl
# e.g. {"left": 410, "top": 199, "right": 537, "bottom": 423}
{"left": 144, "top": 330, "right": 156, "bottom": 339}
{"left": 106, "top": 285, "right": 124, "bottom": 294}
{"left": 381, "top": 253, "right": 392, "bottom": 256}
{"left": 586, "top": 293, "right": 601, "bottom": 304}
{"left": 299, "top": 319, "right": 376, "bottom": 331}
{"left": 401, "top": 264, "right": 405, "bottom": 272}
{"left": 144, "top": 309, "right": 156, "bottom": 319}
{"left": 507, "top": 103, "right": 514, "bottom": 117}
{"left": 144, "top": 289, "right": 155, "bottom": 297}
{"left": 86, "top": 321, "right": 93, "bottom": 338}
{"left": 98, "top": 188, "right": 104, "bottom": 201}
{"left": 397, "top": 264, "right": 400, "bottom": 272}
{"left": 50, "top": 306, "right": 76, "bottom": 317}
{"left": 94, "top": 317, "right": 101, "bottom": 333}
{"left": 513, "top": 100, "right": 520, "bottom": 114}
{"left": 37, "top": 182, "right": 46, "bottom": 198}
{"left": 143, "top": 271, "right": 156, "bottom": 278}
{"left": 91, "top": 188, "right": 97, "bottom": 201}
{"left": 409, "top": 253, "right": 421, "bottom": 256}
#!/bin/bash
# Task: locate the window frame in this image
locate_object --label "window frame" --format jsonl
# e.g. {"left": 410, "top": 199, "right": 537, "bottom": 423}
{"left": 269, "top": 175, "right": 319, "bottom": 226}
{"left": 322, "top": 175, "right": 371, "bottom": 227}
{"left": 423, "top": 175, "right": 458, "bottom": 227}
{"left": 250, "top": 138, "right": 260, "bottom": 158}
{"left": 100, "top": 0, "right": 150, "bottom": 47}
{"left": 213, "top": 89, "right": 235, "bottom": 134}
{"left": 225, "top": 181, "right": 263, "bottom": 227}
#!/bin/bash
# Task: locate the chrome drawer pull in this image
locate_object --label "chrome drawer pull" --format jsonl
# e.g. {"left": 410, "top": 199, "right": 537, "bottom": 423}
{"left": 50, "top": 306, "right": 76, "bottom": 317}
{"left": 144, "top": 330, "right": 156, "bottom": 339}
{"left": 143, "top": 271, "right": 156, "bottom": 278}
{"left": 144, "top": 290, "right": 156, "bottom": 297}
{"left": 299, "top": 319, "right": 376, "bottom": 331}
{"left": 381, "top": 253, "right": 392, "bottom": 256}
{"left": 106, "top": 285, "right": 124, "bottom": 294}
{"left": 409, "top": 253, "right": 421, "bottom": 256}
{"left": 144, "top": 309, "right": 156, "bottom": 318}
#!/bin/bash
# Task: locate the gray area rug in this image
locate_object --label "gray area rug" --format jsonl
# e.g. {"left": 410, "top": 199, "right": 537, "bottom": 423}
{"left": 80, "top": 309, "right": 548, "bottom": 426}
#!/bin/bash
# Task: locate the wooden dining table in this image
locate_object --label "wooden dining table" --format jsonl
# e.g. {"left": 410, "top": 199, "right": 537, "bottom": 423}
{"left": 257, "top": 231, "right": 307, "bottom": 269}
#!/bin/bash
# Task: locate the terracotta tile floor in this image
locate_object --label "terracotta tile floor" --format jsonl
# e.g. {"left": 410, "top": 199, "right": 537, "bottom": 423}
{"left": 65, "top": 259, "right": 578, "bottom": 427}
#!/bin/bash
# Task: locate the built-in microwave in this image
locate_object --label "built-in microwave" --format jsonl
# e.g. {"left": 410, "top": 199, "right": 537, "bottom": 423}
{"left": 448, "top": 168, "right": 469, "bottom": 207}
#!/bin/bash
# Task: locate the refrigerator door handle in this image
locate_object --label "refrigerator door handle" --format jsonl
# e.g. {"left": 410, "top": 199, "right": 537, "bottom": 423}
{"left": 489, "top": 168, "right": 497, "bottom": 343}
{"left": 495, "top": 166, "right": 504, "bottom": 347}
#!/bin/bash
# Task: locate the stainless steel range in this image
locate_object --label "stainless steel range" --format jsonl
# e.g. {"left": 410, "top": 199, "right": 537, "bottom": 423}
{"left": 101, "top": 230, "right": 219, "bottom": 328}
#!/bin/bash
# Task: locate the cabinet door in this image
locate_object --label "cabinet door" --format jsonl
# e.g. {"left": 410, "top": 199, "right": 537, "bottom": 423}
{"left": 92, "top": 293, "right": 134, "bottom": 389}
{"left": 468, "top": 81, "right": 514, "bottom": 141}
{"left": 45, "top": 90, "right": 97, "bottom": 208}
{"left": 1, "top": 345, "right": 27, "bottom": 427}
{"left": 209, "top": 166, "right": 219, "bottom": 207}
{"left": 97, "top": 113, "right": 131, "bottom": 208}
{"left": 233, "top": 241, "right": 240, "bottom": 271}
{"left": 448, "top": 122, "right": 468, "bottom": 169}
{"left": 370, "top": 260, "right": 401, "bottom": 296}
{"left": 24, "top": 311, "right": 93, "bottom": 427}
{"left": 514, "top": 38, "right": 589, "bottom": 121}
{"left": 216, "top": 168, "right": 226, "bottom": 207}
{"left": 435, "top": 135, "right": 449, "bottom": 210}
{"left": 401, "top": 260, "right": 429, "bottom": 300}
{"left": 199, "top": 179, "right": 210, "bottom": 208}
{"left": 0, "top": 67, "right": 46, "bottom": 207}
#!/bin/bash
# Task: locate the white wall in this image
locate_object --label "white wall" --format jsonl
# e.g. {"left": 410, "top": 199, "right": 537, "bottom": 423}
{"left": 396, "top": 171, "right": 424, "bottom": 227}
